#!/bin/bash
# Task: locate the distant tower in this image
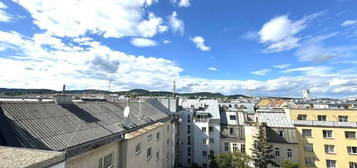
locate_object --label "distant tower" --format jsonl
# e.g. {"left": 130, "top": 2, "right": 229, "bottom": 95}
{"left": 173, "top": 81, "right": 176, "bottom": 98}
{"left": 303, "top": 89, "right": 311, "bottom": 101}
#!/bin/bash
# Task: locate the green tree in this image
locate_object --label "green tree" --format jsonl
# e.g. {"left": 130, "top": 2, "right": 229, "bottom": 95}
{"left": 251, "top": 123, "right": 279, "bottom": 168}
{"left": 213, "top": 151, "right": 251, "bottom": 168}
{"left": 280, "top": 160, "right": 298, "bottom": 168}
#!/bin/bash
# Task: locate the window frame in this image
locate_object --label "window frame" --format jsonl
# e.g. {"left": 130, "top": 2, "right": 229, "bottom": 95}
{"left": 302, "top": 129, "right": 312, "bottom": 137}
{"left": 297, "top": 114, "right": 307, "bottom": 120}
{"left": 324, "top": 144, "right": 335, "bottom": 154}
{"left": 318, "top": 115, "right": 327, "bottom": 121}
{"left": 229, "top": 115, "right": 237, "bottom": 120}
{"left": 338, "top": 115, "right": 348, "bottom": 122}
{"left": 345, "top": 131, "right": 356, "bottom": 139}
{"left": 323, "top": 130, "right": 333, "bottom": 139}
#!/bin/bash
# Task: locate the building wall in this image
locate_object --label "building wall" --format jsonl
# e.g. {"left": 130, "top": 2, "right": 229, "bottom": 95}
{"left": 288, "top": 109, "right": 357, "bottom": 121}
{"left": 65, "top": 141, "right": 120, "bottom": 168}
{"left": 119, "top": 121, "right": 174, "bottom": 168}
{"left": 269, "top": 143, "right": 298, "bottom": 164}
{"left": 288, "top": 109, "right": 357, "bottom": 168}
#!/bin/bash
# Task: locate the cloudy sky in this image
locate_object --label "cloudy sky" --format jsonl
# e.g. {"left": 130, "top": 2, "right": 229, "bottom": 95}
{"left": 0, "top": 0, "right": 357, "bottom": 98}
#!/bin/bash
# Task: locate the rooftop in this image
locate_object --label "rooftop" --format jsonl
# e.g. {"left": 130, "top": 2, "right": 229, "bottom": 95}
{"left": 0, "top": 99, "right": 170, "bottom": 152}
{"left": 0, "top": 146, "right": 64, "bottom": 168}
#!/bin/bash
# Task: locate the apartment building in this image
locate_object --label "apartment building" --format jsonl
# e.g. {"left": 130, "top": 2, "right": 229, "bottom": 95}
{"left": 244, "top": 111, "right": 298, "bottom": 165}
{"left": 0, "top": 95, "right": 175, "bottom": 168}
{"left": 286, "top": 109, "right": 357, "bottom": 168}
{"left": 179, "top": 99, "right": 221, "bottom": 168}
{"left": 219, "top": 107, "right": 246, "bottom": 153}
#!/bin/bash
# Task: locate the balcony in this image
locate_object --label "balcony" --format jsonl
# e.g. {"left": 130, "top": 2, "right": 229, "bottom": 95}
{"left": 293, "top": 120, "right": 357, "bottom": 128}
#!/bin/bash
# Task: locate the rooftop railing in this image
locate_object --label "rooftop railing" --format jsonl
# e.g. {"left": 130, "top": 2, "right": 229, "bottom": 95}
{"left": 293, "top": 120, "right": 357, "bottom": 128}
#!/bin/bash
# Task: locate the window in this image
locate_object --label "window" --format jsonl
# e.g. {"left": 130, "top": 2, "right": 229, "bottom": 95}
{"left": 233, "top": 143, "right": 238, "bottom": 151}
{"left": 203, "top": 139, "right": 207, "bottom": 144}
{"left": 202, "top": 151, "right": 207, "bottom": 157}
{"left": 318, "top": 115, "right": 327, "bottom": 121}
{"left": 156, "top": 132, "right": 160, "bottom": 141}
{"left": 202, "top": 127, "right": 207, "bottom": 133}
{"left": 187, "top": 115, "right": 191, "bottom": 123}
{"left": 229, "top": 115, "right": 237, "bottom": 120}
{"left": 147, "top": 134, "right": 152, "bottom": 141}
{"left": 203, "top": 163, "right": 207, "bottom": 168}
{"left": 224, "top": 142, "right": 229, "bottom": 151}
{"left": 229, "top": 128, "right": 234, "bottom": 135}
{"left": 350, "top": 162, "right": 357, "bottom": 168}
{"left": 209, "top": 138, "right": 214, "bottom": 144}
{"left": 302, "top": 129, "right": 312, "bottom": 137}
{"left": 345, "top": 131, "right": 356, "bottom": 139}
{"left": 187, "top": 125, "right": 191, "bottom": 134}
{"left": 297, "top": 114, "right": 307, "bottom": 120}
{"left": 275, "top": 148, "right": 280, "bottom": 156}
{"left": 167, "top": 139, "right": 169, "bottom": 145}
{"left": 323, "top": 130, "right": 333, "bottom": 138}
{"left": 210, "top": 150, "right": 214, "bottom": 156}
{"left": 339, "top": 115, "right": 348, "bottom": 122}
{"left": 304, "top": 143, "right": 314, "bottom": 152}
{"left": 209, "top": 126, "right": 214, "bottom": 132}
{"left": 326, "top": 160, "right": 336, "bottom": 168}
{"left": 147, "top": 147, "right": 152, "bottom": 159}
{"left": 98, "top": 153, "right": 113, "bottom": 168}
{"left": 167, "top": 125, "right": 170, "bottom": 132}
{"left": 241, "top": 144, "right": 245, "bottom": 153}
{"left": 325, "top": 145, "right": 335, "bottom": 154}
{"left": 279, "top": 130, "right": 284, "bottom": 137}
{"left": 305, "top": 157, "right": 315, "bottom": 166}
{"left": 135, "top": 143, "right": 141, "bottom": 154}
{"left": 188, "top": 147, "right": 191, "bottom": 156}
{"left": 287, "top": 149, "right": 292, "bottom": 158}
{"left": 188, "top": 159, "right": 191, "bottom": 164}
{"left": 188, "top": 136, "right": 190, "bottom": 145}
{"left": 104, "top": 153, "right": 113, "bottom": 168}
{"left": 156, "top": 151, "right": 160, "bottom": 160}
{"left": 347, "top": 146, "right": 357, "bottom": 154}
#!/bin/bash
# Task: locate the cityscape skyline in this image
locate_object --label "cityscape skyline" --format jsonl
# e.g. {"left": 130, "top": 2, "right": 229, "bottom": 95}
{"left": 0, "top": 0, "right": 357, "bottom": 98}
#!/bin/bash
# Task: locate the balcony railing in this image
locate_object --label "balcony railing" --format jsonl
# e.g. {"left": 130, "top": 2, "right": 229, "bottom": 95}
{"left": 293, "top": 120, "right": 357, "bottom": 128}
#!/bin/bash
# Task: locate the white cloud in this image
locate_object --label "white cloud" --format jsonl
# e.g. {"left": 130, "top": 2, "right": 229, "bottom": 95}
{"left": 171, "top": 0, "right": 190, "bottom": 7}
{"left": 282, "top": 66, "right": 332, "bottom": 76}
{"left": 0, "top": 31, "right": 182, "bottom": 91}
{"left": 11, "top": 0, "right": 166, "bottom": 38}
{"left": 191, "top": 36, "right": 210, "bottom": 51}
{"left": 295, "top": 33, "right": 357, "bottom": 62}
{"left": 258, "top": 12, "right": 322, "bottom": 52}
{"left": 251, "top": 69, "right": 271, "bottom": 76}
{"left": 130, "top": 38, "right": 157, "bottom": 47}
{"left": 241, "top": 31, "right": 258, "bottom": 40}
{"left": 168, "top": 11, "right": 184, "bottom": 34}
{"left": 341, "top": 20, "right": 357, "bottom": 26}
{"left": 207, "top": 67, "right": 218, "bottom": 71}
{"left": 0, "top": 2, "right": 12, "bottom": 22}
{"left": 163, "top": 40, "right": 171, "bottom": 44}
{"left": 273, "top": 64, "right": 291, "bottom": 69}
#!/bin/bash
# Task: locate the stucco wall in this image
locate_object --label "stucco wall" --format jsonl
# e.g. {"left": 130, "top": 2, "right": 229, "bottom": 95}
{"left": 65, "top": 141, "right": 120, "bottom": 168}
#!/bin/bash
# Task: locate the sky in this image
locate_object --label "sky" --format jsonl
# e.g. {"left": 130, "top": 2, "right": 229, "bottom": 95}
{"left": 0, "top": 0, "right": 357, "bottom": 98}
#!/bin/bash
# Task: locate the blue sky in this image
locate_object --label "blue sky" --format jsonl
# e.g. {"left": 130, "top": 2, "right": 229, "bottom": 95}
{"left": 0, "top": 0, "right": 357, "bottom": 98}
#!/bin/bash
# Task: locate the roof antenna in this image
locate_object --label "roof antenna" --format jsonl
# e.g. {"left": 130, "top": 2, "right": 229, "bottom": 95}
{"left": 123, "top": 98, "right": 131, "bottom": 128}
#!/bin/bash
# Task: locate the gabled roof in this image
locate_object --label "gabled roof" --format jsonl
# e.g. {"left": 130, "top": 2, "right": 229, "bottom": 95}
{"left": 0, "top": 100, "right": 169, "bottom": 151}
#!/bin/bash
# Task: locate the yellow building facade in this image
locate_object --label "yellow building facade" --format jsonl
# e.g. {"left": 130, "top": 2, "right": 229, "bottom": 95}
{"left": 286, "top": 109, "right": 357, "bottom": 168}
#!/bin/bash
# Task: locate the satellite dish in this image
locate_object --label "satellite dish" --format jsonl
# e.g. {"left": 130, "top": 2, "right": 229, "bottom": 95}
{"left": 124, "top": 106, "right": 130, "bottom": 118}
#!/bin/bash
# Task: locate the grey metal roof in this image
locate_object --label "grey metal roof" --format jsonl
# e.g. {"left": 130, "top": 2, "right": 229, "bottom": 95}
{"left": 256, "top": 112, "right": 294, "bottom": 128}
{"left": 0, "top": 100, "right": 169, "bottom": 151}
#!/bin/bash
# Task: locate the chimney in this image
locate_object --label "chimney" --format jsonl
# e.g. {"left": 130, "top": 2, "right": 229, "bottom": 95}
{"left": 54, "top": 95, "right": 73, "bottom": 104}
{"left": 62, "top": 84, "right": 67, "bottom": 94}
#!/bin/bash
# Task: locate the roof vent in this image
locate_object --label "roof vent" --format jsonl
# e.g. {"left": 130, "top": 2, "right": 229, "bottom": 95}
{"left": 53, "top": 95, "right": 73, "bottom": 104}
